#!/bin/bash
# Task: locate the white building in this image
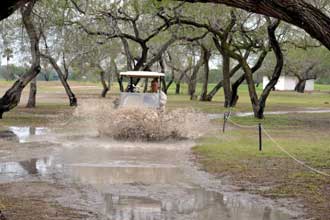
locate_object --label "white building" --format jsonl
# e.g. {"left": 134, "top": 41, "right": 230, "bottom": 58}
{"left": 263, "top": 76, "right": 314, "bottom": 91}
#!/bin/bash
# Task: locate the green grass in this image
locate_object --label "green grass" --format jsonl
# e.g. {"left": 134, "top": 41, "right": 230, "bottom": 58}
{"left": 193, "top": 113, "right": 330, "bottom": 218}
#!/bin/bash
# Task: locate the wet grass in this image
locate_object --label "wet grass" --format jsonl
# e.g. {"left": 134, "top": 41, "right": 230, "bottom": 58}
{"left": 193, "top": 113, "right": 330, "bottom": 219}
{"left": 1, "top": 104, "right": 73, "bottom": 126}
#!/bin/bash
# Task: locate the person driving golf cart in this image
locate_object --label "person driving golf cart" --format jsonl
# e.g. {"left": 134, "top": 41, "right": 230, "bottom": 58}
{"left": 118, "top": 71, "right": 167, "bottom": 110}
{"left": 150, "top": 78, "right": 167, "bottom": 109}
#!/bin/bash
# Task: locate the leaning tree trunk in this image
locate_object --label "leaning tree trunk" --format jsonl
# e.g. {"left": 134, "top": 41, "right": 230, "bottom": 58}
{"left": 41, "top": 54, "right": 77, "bottom": 106}
{"left": 159, "top": 57, "right": 168, "bottom": 94}
{"left": 188, "top": 48, "right": 204, "bottom": 100}
{"left": 205, "top": 81, "right": 223, "bottom": 101}
{"left": 229, "top": 75, "right": 245, "bottom": 107}
{"left": 175, "top": 72, "right": 185, "bottom": 95}
{"left": 26, "top": 77, "right": 37, "bottom": 108}
{"left": 295, "top": 79, "right": 306, "bottom": 93}
{"left": 200, "top": 47, "right": 211, "bottom": 101}
{"left": 256, "top": 20, "right": 283, "bottom": 119}
{"left": 100, "top": 69, "right": 109, "bottom": 98}
{"left": 205, "top": 61, "right": 242, "bottom": 102}
{"left": 0, "top": 0, "right": 40, "bottom": 119}
{"left": 165, "top": 72, "right": 174, "bottom": 94}
{"left": 229, "top": 50, "right": 269, "bottom": 107}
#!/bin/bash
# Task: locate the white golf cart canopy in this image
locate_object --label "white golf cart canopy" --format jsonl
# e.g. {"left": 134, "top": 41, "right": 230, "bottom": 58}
{"left": 120, "top": 71, "right": 165, "bottom": 78}
{"left": 118, "top": 71, "right": 166, "bottom": 109}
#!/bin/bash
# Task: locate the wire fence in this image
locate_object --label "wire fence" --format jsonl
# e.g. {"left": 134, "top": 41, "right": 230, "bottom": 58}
{"left": 223, "top": 110, "right": 330, "bottom": 177}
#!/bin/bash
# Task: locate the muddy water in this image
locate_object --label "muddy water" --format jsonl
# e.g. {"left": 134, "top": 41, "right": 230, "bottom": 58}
{"left": 0, "top": 124, "right": 299, "bottom": 220}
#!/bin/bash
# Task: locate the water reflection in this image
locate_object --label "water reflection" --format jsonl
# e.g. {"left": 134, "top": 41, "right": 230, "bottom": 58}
{"left": 8, "top": 126, "right": 48, "bottom": 143}
{"left": 105, "top": 195, "right": 163, "bottom": 220}
{"left": 0, "top": 158, "right": 52, "bottom": 179}
{"left": 19, "top": 159, "right": 38, "bottom": 174}
{"left": 104, "top": 189, "right": 289, "bottom": 220}
{"left": 68, "top": 164, "right": 184, "bottom": 187}
{"left": 0, "top": 130, "right": 19, "bottom": 142}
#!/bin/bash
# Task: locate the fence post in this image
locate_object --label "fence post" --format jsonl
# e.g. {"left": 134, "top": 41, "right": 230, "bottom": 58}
{"left": 222, "top": 113, "right": 227, "bottom": 133}
{"left": 259, "top": 123, "right": 262, "bottom": 151}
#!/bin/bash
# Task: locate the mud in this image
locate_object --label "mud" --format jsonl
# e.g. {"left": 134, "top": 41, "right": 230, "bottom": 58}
{"left": 73, "top": 99, "right": 211, "bottom": 141}
{"left": 0, "top": 103, "right": 304, "bottom": 220}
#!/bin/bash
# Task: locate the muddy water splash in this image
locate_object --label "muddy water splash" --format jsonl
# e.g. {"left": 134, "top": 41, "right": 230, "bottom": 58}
{"left": 73, "top": 99, "right": 211, "bottom": 141}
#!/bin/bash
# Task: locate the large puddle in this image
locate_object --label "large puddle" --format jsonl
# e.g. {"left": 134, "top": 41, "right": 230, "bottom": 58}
{"left": 0, "top": 124, "right": 298, "bottom": 219}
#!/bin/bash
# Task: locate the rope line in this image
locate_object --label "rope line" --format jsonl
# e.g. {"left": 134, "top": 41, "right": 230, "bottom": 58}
{"left": 262, "top": 128, "right": 330, "bottom": 177}
{"left": 224, "top": 108, "right": 256, "bottom": 129}
{"left": 223, "top": 109, "right": 330, "bottom": 177}
{"left": 227, "top": 117, "right": 258, "bottom": 129}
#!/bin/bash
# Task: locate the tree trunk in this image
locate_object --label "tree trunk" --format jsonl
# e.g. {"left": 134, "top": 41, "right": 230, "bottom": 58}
{"left": 229, "top": 75, "right": 245, "bottom": 107}
{"left": 229, "top": 49, "right": 269, "bottom": 107}
{"left": 101, "top": 87, "right": 109, "bottom": 97}
{"left": 295, "top": 79, "right": 306, "bottom": 93}
{"left": 41, "top": 54, "right": 77, "bottom": 106}
{"left": 239, "top": 59, "right": 260, "bottom": 117}
{"left": 175, "top": 82, "right": 181, "bottom": 94}
{"left": 221, "top": 52, "right": 231, "bottom": 107}
{"left": 200, "top": 47, "right": 211, "bottom": 101}
{"left": 120, "top": 37, "right": 133, "bottom": 71}
{"left": 161, "top": 77, "right": 167, "bottom": 94}
{"left": 0, "top": 0, "right": 40, "bottom": 118}
{"left": 205, "top": 81, "right": 223, "bottom": 101}
{"left": 100, "top": 69, "right": 109, "bottom": 98}
{"left": 212, "top": 36, "right": 240, "bottom": 105}
{"left": 26, "top": 77, "right": 37, "bottom": 108}
{"left": 257, "top": 20, "right": 283, "bottom": 119}
{"left": 188, "top": 48, "right": 204, "bottom": 100}
{"left": 165, "top": 53, "right": 175, "bottom": 94}
{"left": 175, "top": 72, "right": 185, "bottom": 95}
{"left": 159, "top": 57, "right": 167, "bottom": 94}
{"left": 165, "top": 77, "right": 174, "bottom": 94}
{"left": 205, "top": 61, "right": 242, "bottom": 102}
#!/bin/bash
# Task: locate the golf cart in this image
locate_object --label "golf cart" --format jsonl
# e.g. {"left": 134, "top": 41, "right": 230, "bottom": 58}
{"left": 117, "top": 71, "right": 166, "bottom": 109}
